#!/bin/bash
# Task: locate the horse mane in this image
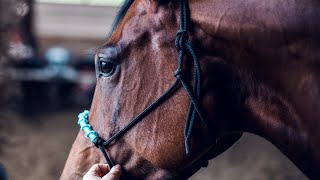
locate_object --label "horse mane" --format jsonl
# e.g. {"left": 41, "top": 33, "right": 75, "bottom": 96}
{"left": 109, "top": 0, "right": 134, "bottom": 36}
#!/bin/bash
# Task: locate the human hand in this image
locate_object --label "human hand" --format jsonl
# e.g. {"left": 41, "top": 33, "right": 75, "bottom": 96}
{"left": 83, "top": 164, "right": 121, "bottom": 180}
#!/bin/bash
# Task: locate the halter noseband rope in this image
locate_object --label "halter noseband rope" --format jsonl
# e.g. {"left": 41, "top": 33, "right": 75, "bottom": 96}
{"left": 78, "top": 0, "right": 207, "bottom": 168}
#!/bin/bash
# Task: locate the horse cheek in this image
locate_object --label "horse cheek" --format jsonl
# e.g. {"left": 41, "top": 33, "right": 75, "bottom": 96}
{"left": 127, "top": 111, "right": 187, "bottom": 169}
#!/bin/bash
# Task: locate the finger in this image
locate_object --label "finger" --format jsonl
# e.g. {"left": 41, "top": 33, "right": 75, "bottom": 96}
{"left": 86, "top": 164, "right": 110, "bottom": 177}
{"left": 96, "top": 164, "right": 111, "bottom": 176}
{"left": 102, "top": 165, "right": 121, "bottom": 180}
{"left": 83, "top": 164, "right": 101, "bottom": 180}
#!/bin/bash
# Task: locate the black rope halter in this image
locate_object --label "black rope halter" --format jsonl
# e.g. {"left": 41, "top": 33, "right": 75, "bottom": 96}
{"left": 80, "top": 0, "right": 207, "bottom": 168}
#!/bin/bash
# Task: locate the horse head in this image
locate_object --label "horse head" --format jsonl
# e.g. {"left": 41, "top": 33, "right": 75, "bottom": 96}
{"left": 62, "top": 0, "right": 320, "bottom": 179}
{"left": 62, "top": 0, "right": 243, "bottom": 179}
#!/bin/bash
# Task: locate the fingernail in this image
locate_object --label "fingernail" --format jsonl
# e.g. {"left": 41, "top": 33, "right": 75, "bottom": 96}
{"left": 111, "top": 164, "right": 121, "bottom": 172}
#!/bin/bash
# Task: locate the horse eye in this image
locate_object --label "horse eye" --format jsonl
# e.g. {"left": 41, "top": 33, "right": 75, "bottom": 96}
{"left": 98, "top": 59, "right": 116, "bottom": 77}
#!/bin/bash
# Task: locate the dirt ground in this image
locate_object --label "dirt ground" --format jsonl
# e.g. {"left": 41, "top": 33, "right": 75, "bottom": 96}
{"left": 0, "top": 109, "right": 307, "bottom": 180}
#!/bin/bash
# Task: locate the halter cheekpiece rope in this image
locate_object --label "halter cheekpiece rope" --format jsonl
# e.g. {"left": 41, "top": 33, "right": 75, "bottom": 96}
{"left": 78, "top": 0, "right": 208, "bottom": 168}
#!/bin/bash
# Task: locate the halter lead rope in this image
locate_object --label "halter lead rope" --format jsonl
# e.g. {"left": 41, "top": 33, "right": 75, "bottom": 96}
{"left": 78, "top": 0, "right": 207, "bottom": 168}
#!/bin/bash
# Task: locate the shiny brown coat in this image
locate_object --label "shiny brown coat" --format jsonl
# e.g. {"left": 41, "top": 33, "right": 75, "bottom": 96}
{"left": 62, "top": 0, "right": 320, "bottom": 179}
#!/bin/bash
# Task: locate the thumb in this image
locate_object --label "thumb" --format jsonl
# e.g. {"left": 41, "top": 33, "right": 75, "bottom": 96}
{"left": 102, "top": 165, "right": 121, "bottom": 180}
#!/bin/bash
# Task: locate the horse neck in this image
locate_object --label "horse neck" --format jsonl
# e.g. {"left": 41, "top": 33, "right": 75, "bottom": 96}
{"left": 188, "top": 0, "right": 320, "bottom": 176}
{"left": 241, "top": 79, "right": 320, "bottom": 179}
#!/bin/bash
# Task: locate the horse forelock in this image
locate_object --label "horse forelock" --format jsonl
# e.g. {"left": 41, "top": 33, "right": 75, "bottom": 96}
{"left": 109, "top": 0, "right": 135, "bottom": 36}
{"left": 110, "top": 0, "right": 172, "bottom": 37}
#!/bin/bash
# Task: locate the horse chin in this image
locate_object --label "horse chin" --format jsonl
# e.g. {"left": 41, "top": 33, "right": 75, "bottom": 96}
{"left": 206, "top": 133, "right": 243, "bottom": 159}
{"left": 177, "top": 133, "right": 243, "bottom": 179}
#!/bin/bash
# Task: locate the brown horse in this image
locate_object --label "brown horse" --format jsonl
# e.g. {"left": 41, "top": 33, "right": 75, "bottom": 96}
{"left": 62, "top": 0, "right": 320, "bottom": 179}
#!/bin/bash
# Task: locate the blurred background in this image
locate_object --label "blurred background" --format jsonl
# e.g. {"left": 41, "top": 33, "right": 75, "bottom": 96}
{"left": 0, "top": 0, "right": 308, "bottom": 179}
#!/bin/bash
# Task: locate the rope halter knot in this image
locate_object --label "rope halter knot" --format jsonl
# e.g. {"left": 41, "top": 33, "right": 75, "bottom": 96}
{"left": 175, "top": 30, "right": 189, "bottom": 51}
